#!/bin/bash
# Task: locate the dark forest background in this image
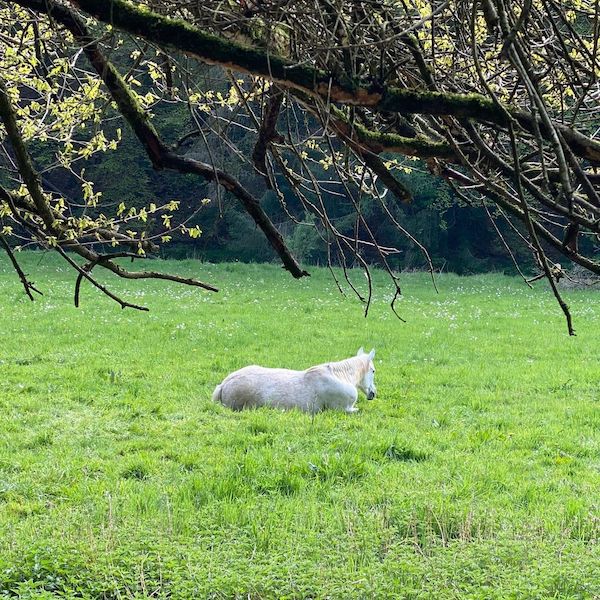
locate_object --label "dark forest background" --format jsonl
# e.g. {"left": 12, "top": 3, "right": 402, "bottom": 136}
{"left": 18, "top": 57, "right": 578, "bottom": 276}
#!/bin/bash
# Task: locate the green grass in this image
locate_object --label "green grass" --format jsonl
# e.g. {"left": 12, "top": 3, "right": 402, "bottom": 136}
{"left": 0, "top": 253, "right": 599, "bottom": 599}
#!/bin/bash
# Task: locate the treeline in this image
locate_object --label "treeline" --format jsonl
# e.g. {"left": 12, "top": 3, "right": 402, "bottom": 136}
{"left": 33, "top": 105, "right": 539, "bottom": 275}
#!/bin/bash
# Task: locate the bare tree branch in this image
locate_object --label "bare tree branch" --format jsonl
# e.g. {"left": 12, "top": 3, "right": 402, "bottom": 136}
{"left": 0, "top": 234, "right": 43, "bottom": 300}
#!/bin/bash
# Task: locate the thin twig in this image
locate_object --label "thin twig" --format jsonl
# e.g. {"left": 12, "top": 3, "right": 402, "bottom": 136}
{"left": 0, "top": 235, "right": 43, "bottom": 300}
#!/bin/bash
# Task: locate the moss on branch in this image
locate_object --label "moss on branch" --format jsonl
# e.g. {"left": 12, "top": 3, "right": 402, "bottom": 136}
{"left": 351, "top": 120, "right": 454, "bottom": 159}
{"left": 379, "top": 88, "right": 504, "bottom": 123}
{"left": 325, "top": 105, "right": 453, "bottom": 160}
{"left": 71, "top": 0, "right": 339, "bottom": 94}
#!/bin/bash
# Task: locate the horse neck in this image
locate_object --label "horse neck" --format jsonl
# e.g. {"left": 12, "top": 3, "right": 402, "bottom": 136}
{"left": 328, "top": 357, "right": 366, "bottom": 386}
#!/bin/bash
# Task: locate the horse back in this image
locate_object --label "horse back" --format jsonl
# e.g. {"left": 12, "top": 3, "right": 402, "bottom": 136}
{"left": 217, "top": 365, "right": 304, "bottom": 410}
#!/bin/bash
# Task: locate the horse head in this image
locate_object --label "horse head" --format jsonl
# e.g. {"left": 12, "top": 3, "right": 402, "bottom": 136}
{"left": 356, "top": 347, "right": 376, "bottom": 400}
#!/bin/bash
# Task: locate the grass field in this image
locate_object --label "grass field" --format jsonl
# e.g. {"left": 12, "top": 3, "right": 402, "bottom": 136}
{"left": 0, "top": 253, "right": 599, "bottom": 599}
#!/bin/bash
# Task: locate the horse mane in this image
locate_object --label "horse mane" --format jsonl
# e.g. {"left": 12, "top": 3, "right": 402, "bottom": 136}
{"left": 315, "top": 355, "right": 369, "bottom": 385}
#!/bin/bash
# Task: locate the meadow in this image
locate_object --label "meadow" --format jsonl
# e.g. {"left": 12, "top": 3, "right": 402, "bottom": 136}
{"left": 0, "top": 253, "right": 599, "bottom": 599}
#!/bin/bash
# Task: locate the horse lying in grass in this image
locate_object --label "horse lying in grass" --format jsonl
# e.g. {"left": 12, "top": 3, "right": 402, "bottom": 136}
{"left": 213, "top": 348, "right": 377, "bottom": 413}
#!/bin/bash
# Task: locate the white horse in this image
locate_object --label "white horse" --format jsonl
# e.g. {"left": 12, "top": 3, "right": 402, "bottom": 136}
{"left": 212, "top": 348, "right": 377, "bottom": 413}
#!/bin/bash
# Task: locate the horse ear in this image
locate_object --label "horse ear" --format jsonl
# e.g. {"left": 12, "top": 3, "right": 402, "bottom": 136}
{"left": 369, "top": 348, "right": 375, "bottom": 360}
{"left": 357, "top": 347, "right": 364, "bottom": 356}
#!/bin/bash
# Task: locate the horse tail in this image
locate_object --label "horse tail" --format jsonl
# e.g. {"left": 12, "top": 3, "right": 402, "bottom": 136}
{"left": 211, "top": 383, "right": 223, "bottom": 404}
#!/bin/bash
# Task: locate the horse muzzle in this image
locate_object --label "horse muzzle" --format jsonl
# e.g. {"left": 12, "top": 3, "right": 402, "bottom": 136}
{"left": 367, "top": 389, "right": 376, "bottom": 400}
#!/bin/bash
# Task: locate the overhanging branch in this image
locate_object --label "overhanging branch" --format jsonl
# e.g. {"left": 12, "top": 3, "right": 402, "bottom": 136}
{"left": 46, "top": 0, "right": 600, "bottom": 165}
{"left": 16, "top": 0, "right": 308, "bottom": 279}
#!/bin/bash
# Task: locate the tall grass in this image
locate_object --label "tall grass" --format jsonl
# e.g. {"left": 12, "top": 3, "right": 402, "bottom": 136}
{"left": 0, "top": 253, "right": 598, "bottom": 598}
